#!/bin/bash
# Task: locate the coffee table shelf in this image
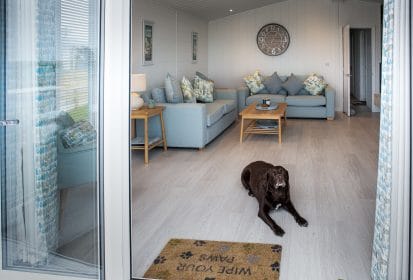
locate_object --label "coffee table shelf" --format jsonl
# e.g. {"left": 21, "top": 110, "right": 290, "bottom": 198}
{"left": 239, "top": 102, "right": 287, "bottom": 144}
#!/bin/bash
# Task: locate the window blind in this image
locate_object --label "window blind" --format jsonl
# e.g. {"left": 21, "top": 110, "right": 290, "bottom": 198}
{"left": 56, "top": 0, "right": 96, "bottom": 122}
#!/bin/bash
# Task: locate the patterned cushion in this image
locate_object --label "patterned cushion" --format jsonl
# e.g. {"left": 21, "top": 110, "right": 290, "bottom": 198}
{"left": 195, "top": 72, "right": 217, "bottom": 100}
{"left": 304, "top": 74, "right": 328, "bottom": 95}
{"left": 60, "top": 120, "right": 96, "bottom": 149}
{"left": 165, "top": 73, "right": 184, "bottom": 103}
{"left": 282, "top": 73, "right": 304, "bottom": 95}
{"left": 151, "top": 88, "right": 167, "bottom": 103}
{"left": 193, "top": 75, "right": 214, "bottom": 103}
{"left": 243, "top": 70, "right": 265, "bottom": 94}
{"left": 181, "top": 76, "right": 197, "bottom": 103}
{"left": 263, "top": 72, "right": 283, "bottom": 94}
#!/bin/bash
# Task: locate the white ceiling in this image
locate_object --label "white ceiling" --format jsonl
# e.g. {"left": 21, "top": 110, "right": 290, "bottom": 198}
{"left": 156, "top": 0, "right": 382, "bottom": 21}
{"left": 156, "top": 0, "right": 288, "bottom": 21}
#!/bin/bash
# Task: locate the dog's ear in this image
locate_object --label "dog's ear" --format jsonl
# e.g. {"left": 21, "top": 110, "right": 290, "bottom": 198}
{"left": 266, "top": 170, "right": 276, "bottom": 190}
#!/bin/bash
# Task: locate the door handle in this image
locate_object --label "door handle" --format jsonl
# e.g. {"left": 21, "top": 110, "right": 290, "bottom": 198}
{"left": 0, "top": 119, "right": 20, "bottom": 126}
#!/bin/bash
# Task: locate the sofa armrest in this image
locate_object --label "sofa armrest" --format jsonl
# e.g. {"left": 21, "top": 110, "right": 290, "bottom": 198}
{"left": 325, "top": 86, "right": 335, "bottom": 119}
{"left": 237, "top": 87, "right": 250, "bottom": 111}
{"left": 135, "top": 103, "right": 207, "bottom": 148}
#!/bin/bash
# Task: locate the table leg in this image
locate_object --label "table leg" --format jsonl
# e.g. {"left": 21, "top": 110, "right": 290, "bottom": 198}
{"left": 278, "top": 117, "right": 282, "bottom": 144}
{"left": 144, "top": 117, "right": 149, "bottom": 165}
{"left": 240, "top": 117, "right": 244, "bottom": 143}
{"left": 160, "top": 112, "right": 167, "bottom": 151}
{"left": 284, "top": 113, "right": 287, "bottom": 127}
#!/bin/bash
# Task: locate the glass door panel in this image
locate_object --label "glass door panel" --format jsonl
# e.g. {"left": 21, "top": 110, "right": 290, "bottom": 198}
{"left": 1, "top": 0, "right": 102, "bottom": 278}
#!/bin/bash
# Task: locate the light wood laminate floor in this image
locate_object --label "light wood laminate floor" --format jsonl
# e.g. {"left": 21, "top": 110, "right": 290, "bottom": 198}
{"left": 132, "top": 112, "right": 380, "bottom": 280}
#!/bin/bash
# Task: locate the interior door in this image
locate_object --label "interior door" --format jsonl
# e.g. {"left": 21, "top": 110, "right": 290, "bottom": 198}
{"left": 343, "top": 25, "right": 351, "bottom": 116}
{"left": 0, "top": 0, "right": 103, "bottom": 279}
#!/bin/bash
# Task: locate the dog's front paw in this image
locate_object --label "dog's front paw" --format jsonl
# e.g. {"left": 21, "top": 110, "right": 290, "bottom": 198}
{"left": 274, "top": 227, "right": 285, "bottom": 237}
{"left": 296, "top": 217, "right": 308, "bottom": 227}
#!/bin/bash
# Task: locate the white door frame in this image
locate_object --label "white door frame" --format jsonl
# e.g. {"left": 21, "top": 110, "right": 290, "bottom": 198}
{"left": 0, "top": 0, "right": 131, "bottom": 279}
{"left": 342, "top": 25, "right": 379, "bottom": 113}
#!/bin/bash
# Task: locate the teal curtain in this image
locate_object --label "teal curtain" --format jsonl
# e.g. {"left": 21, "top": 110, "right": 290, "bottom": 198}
{"left": 371, "top": 0, "right": 394, "bottom": 279}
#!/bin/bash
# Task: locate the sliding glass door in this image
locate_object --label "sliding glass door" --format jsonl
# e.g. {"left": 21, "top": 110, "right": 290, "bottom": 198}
{"left": 1, "top": 0, "right": 103, "bottom": 278}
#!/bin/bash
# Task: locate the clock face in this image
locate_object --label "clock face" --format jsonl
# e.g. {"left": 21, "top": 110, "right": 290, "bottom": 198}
{"left": 257, "top": 23, "right": 290, "bottom": 56}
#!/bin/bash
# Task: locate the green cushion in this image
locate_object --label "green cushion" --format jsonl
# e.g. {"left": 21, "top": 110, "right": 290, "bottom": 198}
{"left": 181, "top": 76, "right": 196, "bottom": 103}
{"left": 194, "top": 75, "right": 214, "bottom": 103}
{"left": 304, "top": 74, "right": 328, "bottom": 95}
{"left": 244, "top": 70, "right": 265, "bottom": 94}
{"left": 60, "top": 120, "right": 96, "bottom": 149}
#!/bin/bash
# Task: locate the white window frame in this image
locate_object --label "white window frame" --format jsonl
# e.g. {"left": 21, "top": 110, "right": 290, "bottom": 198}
{"left": 0, "top": 0, "right": 131, "bottom": 279}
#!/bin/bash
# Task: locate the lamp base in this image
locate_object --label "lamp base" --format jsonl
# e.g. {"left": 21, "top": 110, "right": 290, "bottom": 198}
{"left": 131, "top": 92, "right": 144, "bottom": 110}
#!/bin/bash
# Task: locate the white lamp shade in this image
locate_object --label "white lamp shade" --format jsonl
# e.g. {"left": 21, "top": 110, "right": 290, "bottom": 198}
{"left": 131, "top": 74, "right": 147, "bottom": 92}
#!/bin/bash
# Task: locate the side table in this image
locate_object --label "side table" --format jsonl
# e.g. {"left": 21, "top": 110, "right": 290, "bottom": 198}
{"left": 131, "top": 106, "right": 167, "bottom": 165}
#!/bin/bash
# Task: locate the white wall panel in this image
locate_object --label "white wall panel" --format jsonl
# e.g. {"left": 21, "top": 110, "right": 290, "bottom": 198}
{"left": 131, "top": 0, "right": 208, "bottom": 89}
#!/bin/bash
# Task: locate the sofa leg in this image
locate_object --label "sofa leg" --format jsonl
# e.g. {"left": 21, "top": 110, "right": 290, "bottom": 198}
{"left": 327, "top": 117, "right": 334, "bottom": 121}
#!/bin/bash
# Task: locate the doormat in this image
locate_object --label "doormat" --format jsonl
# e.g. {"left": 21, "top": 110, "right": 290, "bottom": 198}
{"left": 143, "top": 239, "right": 282, "bottom": 280}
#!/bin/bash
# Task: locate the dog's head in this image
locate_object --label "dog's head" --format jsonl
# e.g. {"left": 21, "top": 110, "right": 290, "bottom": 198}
{"left": 266, "top": 167, "right": 289, "bottom": 191}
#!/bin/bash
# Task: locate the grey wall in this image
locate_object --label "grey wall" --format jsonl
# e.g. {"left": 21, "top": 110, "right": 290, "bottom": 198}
{"left": 208, "top": 0, "right": 381, "bottom": 112}
{"left": 131, "top": 0, "right": 208, "bottom": 89}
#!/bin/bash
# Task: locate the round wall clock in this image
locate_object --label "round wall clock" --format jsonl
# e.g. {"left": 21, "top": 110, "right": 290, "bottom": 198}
{"left": 256, "top": 23, "right": 290, "bottom": 56}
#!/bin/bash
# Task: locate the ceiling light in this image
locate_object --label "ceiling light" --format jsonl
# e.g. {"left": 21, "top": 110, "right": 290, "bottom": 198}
{"left": 229, "top": 9, "right": 233, "bottom": 12}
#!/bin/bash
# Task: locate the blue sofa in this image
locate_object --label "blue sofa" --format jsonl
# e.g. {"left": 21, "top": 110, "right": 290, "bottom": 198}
{"left": 137, "top": 88, "right": 238, "bottom": 149}
{"left": 237, "top": 75, "right": 335, "bottom": 120}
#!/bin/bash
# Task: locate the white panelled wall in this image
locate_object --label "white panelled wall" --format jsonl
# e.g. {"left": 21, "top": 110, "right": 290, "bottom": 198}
{"left": 131, "top": 0, "right": 208, "bottom": 89}
{"left": 208, "top": 0, "right": 381, "bottom": 112}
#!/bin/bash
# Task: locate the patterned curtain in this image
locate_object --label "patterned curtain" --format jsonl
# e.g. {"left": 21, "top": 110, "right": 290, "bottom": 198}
{"left": 5, "top": 0, "right": 59, "bottom": 266}
{"left": 371, "top": 0, "right": 394, "bottom": 279}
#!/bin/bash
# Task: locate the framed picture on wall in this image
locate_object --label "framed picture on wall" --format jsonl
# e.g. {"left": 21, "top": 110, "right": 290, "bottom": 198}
{"left": 192, "top": 32, "right": 198, "bottom": 63}
{"left": 143, "top": 20, "right": 154, "bottom": 66}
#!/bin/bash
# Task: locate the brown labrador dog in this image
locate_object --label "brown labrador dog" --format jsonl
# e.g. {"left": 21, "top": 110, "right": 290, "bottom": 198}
{"left": 241, "top": 161, "right": 308, "bottom": 236}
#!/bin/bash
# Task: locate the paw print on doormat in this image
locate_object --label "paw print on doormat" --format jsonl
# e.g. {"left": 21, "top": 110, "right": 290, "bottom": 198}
{"left": 180, "top": 251, "right": 193, "bottom": 259}
{"left": 153, "top": 256, "right": 166, "bottom": 265}
{"left": 271, "top": 245, "right": 282, "bottom": 253}
{"left": 270, "top": 261, "right": 280, "bottom": 272}
{"left": 194, "top": 240, "right": 207, "bottom": 246}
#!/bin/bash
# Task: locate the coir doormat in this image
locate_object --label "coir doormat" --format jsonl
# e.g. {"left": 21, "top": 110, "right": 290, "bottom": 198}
{"left": 143, "top": 239, "right": 282, "bottom": 280}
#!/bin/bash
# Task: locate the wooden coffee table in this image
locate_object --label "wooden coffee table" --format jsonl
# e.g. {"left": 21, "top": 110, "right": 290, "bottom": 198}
{"left": 239, "top": 102, "right": 287, "bottom": 144}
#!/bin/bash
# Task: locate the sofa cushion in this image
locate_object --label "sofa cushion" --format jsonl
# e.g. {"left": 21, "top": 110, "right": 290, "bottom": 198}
{"left": 151, "top": 88, "right": 167, "bottom": 103}
{"left": 214, "top": 99, "right": 237, "bottom": 114}
{"left": 165, "top": 73, "right": 184, "bottom": 103}
{"left": 286, "top": 95, "right": 326, "bottom": 107}
{"left": 244, "top": 70, "right": 265, "bottom": 94}
{"left": 205, "top": 103, "right": 225, "bottom": 127}
{"left": 282, "top": 73, "right": 304, "bottom": 95}
{"left": 181, "top": 76, "right": 197, "bottom": 103}
{"left": 263, "top": 72, "right": 283, "bottom": 93}
{"left": 194, "top": 75, "right": 214, "bottom": 103}
{"left": 60, "top": 120, "right": 96, "bottom": 149}
{"left": 246, "top": 94, "right": 286, "bottom": 106}
{"left": 304, "top": 74, "right": 328, "bottom": 95}
{"left": 196, "top": 71, "right": 217, "bottom": 100}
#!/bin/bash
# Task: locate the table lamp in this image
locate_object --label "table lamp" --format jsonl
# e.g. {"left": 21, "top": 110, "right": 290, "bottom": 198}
{"left": 131, "top": 74, "right": 146, "bottom": 110}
